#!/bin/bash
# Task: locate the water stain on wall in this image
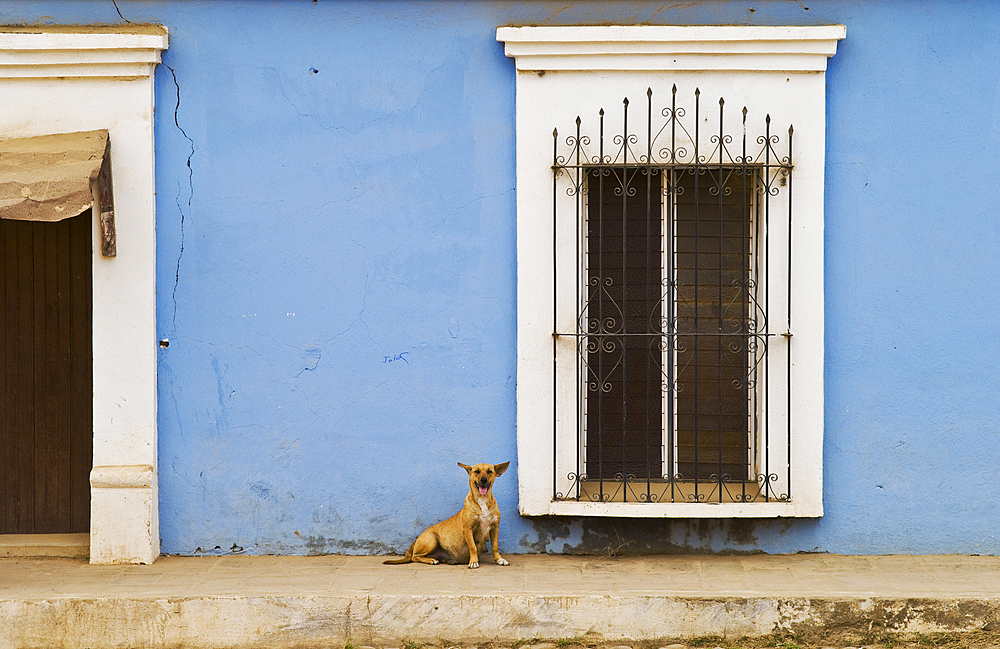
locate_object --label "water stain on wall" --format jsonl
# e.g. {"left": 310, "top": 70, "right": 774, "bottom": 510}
{"left": 521, "top": 517, "right": 772, "bottom": 555}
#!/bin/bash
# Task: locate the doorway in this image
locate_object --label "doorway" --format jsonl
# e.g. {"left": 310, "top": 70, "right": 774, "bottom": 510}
{"left": 1, "top": 210, "right": 93, "bottom": 534}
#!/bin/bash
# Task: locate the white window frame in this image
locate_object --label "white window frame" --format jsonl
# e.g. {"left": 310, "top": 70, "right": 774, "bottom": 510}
{"left": 497, "top": 25, "right": 844, "bottom": 518}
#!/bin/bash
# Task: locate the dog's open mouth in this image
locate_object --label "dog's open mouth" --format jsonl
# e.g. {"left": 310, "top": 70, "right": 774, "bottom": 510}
{"left": 478, "top": 485, "right": 489, "bottom": 495}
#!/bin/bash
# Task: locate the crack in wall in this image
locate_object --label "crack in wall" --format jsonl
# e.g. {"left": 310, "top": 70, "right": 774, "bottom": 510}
{"left": 165, "top": 63, "right": 196, "bottom": 333}
{"left": 111, "top": 0, "right": 133, "bottom": 24}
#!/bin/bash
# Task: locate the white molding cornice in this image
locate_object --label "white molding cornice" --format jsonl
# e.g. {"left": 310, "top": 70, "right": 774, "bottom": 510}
{"left": 497, "top": 25, "right": 846, "bottom": 72}
{"left": 0, "top": 27, "right": 168, "bottom": 78}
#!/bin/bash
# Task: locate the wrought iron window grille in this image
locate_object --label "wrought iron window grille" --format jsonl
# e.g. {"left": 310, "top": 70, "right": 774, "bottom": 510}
{"left": 550, "top": 85, "right": 793, "bottom": 505}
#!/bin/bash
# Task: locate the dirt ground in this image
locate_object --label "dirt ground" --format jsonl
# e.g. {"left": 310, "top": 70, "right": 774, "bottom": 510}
{"left": 465, "top": 632, "right": 1000, "bottom": 649}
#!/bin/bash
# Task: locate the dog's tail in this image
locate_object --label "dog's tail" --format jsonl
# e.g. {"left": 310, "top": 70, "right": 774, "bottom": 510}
{"left": 382, "top": 542, "right": 414, "bottom": 565}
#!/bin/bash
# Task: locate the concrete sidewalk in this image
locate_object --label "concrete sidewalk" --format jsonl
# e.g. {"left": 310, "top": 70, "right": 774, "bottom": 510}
{"left": 2, "top": 553, "right": 1000, "bottom": 648}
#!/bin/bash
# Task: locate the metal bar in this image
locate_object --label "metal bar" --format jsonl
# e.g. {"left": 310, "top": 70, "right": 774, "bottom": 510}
{"left": 693, "top": 87, "right": 701, "bottom": 498}
{"left": 559, "top": 162, "right": 780, "bottom": 170}
{"left": 741, "top": 106, "right": 749, "bottom": 503}
{"left": 598, "top": 108, "right": 606, "bottom": 499}
{"left": 763, "top": 113, "right": 771, "bottom": 501}
{"left": 645, "top": 88, "right": 653, "bottom": 500}
{"left": 786, "top": 124, "right": 793, "bottom": 501}
{"left": 552, "top": 126, "right": 559, "bottom": 501}
{"left": 668, "top": 86, "right": 677, "bottom": 502}
{"left": 621, "top": 97, "right": 629, "bottom": 501}
{"left": 571, "top": 335, "right": 769, "bottom": 342}
{"left": 717, "top": 96, "right": 725, "bottom": 501}
{"left": 575, "top": 116, "right": 583, "bottom": 501}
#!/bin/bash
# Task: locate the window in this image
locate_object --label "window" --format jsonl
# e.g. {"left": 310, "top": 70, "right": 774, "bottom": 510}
{"left": 498, "top": 25, "right": 845, "bottom": 517}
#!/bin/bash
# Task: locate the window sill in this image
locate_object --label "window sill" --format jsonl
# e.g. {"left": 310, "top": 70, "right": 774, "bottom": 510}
{"left": 520, "top": 499, "right": 820, "bottom": 519}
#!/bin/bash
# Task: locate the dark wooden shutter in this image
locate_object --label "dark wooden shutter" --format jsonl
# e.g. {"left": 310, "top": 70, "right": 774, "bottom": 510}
{"left": 1, "top": 210, "right": 93, "bottom": 533}
{"left": 584, "top": 166, "right": 752, "bottom": 483}
{"left": 674, "top": 169, "right": 752, "bottom": 481}
{"left": 585, "top": 168, "right": 663, "bottom": 480}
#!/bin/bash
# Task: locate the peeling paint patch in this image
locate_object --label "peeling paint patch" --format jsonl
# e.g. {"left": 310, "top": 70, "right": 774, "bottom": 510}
{"left": 297, "top": 344, "right": 322, "bottom": 377}
{"left": 303, "top": 536, "right": 394, "bottom": 556}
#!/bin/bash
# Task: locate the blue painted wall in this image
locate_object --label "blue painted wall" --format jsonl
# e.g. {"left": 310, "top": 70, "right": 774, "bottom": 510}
{"left": 4, "top": 0, "right": 1000, "bottom": 555}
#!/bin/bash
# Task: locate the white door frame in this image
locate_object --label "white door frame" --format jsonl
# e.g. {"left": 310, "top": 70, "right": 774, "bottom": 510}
{"left": 0, "top": 26, "right": 168, "bottom": 564}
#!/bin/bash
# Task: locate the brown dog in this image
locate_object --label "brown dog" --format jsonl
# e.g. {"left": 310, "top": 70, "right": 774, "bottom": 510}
{"left": 383, "top": 461, "right": 510, "bottom": 569}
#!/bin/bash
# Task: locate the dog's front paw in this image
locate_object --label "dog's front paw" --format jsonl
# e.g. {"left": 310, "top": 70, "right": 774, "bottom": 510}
{"left": 496, "top": 557, "right": 510, "bottom": 566}
{"left": 468, "top": 561, "right": 480, "bottom": 569}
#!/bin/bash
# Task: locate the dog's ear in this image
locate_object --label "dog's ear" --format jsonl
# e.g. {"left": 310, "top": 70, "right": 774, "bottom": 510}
{"left": 458, "top": 462, "right": 473, "bottom": 474}
{"left": 494, "top": 461, "right": 510, "bottom": 477}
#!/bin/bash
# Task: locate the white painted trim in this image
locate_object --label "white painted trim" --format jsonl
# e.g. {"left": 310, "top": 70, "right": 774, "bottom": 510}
{"left": 0, "top": 28, "right": 166, "bottom": 78}
{"left": 499, "top": 25, "right": 842, "bottom": 519}
{"left": 543, "top": 501, "right": 798, "bottom": 518}
{"left": 90, "top": 465, "right": 155, "bottom": 490}
{"left": 497, "top": 25, "right": 845, "bottom": 72}
{"left": 0, "top": 27, "right": 167, "bottom": 563}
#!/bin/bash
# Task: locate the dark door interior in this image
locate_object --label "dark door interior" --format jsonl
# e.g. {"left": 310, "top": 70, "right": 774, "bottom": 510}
{"left": 1, "top": 210, "right": 92, "bottom": 534}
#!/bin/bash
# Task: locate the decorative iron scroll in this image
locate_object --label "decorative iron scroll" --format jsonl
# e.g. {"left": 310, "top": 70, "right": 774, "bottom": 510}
{"left": 550, "top": 86, "right": 793, "bottom": 505}
{"left": 551, "top": 85, "right": 792, "bottom": 176}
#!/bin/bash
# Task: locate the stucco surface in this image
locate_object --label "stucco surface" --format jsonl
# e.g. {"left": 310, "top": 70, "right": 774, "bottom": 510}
{"left": 1, "top": 0, "right": 998, "bottom": 556}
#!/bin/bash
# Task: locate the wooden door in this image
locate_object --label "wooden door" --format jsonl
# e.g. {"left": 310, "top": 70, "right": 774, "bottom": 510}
{"left": 1, "top": 210, "right": 92, "bottom": 533}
